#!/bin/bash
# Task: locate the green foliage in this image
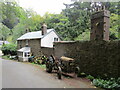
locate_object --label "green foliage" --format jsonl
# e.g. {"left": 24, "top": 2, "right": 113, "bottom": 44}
{"left": 93, "top": 78, "right": 120, "bottom": 89}
{"left": 1, "top": 43, "right": 17, "bottom": 55}
{"left": 40, "top": 64, "right": 46, "bottom": 69}
{"left": 86, "top": 75, "right": 94, "bottom": 81}
{"left": 62, "top": 2, "right": 91, "bottom": 40}
{"left": 0, "top": 23, "right": 10, "bottom": 40}
{"left": 110, "top": 13, "right": 119, "bottom": 40}
{"left": 86, "top": 74, "right": 120, "bottom": 89}
{"left": 0, "top": 1, "right": 119, "bottom": 42}
{"left": 75, "top": 31, "right": 90, "bottom": 41}
{"left": 1, "top": 1, "right": 25, "bottom": 29}
{"left": 2, "top": 55, "right": 11, "bottom": 60}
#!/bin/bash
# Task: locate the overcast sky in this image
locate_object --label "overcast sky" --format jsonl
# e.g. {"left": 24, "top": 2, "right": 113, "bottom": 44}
{"left": 17, "top": 0, "right": 73, "bottom": 16}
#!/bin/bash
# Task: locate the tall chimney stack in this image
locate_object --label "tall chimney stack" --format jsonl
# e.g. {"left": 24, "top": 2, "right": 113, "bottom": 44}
{"left": 41, "top": 23, "right": 47, "bottom": 35}
{"left": 90, "top": 8, "right": 110, "bottom": 41}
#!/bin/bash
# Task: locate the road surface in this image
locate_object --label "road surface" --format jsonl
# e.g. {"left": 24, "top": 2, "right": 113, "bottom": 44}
{"left": 0, "top": 50, "right": 2, "bottom": 89}
{"left": 1, "top": 51, "right": 95, "bottom": 88}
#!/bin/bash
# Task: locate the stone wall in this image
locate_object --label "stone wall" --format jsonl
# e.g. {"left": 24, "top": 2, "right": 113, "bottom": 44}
{"left": 17, "top": 39, "right": 42, "bottom": 56}
{"left": 54, "top": 41, "right": 120, "bottom": 78}
{"left": 17, "top": 40, "right": 26, "bottom": 49}
{"left": 29, "top": 39, "right": 41, "bottom": 56}
{"left": 41, "top": 47, "right": 54, "bottom": 57}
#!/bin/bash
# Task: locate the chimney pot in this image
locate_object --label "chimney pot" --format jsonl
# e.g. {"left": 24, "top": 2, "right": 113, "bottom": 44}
{"left": 26, "top": 28, "right": 29, "bottom": 33}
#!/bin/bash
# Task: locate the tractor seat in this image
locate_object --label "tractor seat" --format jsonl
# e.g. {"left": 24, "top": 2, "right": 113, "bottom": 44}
{"left": 60, "top": 56, "right": 74, "bottom": 61}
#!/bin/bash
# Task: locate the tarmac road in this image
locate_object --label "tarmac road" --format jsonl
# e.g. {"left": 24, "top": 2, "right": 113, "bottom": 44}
{"left": 0, "top": 50, "right": 2, "bottom": 89}
{"left": 1, "top": 51, "right": 95, "bottom": 88}
{"left": 2, "top": 59, "right": 73, "bottom": 88}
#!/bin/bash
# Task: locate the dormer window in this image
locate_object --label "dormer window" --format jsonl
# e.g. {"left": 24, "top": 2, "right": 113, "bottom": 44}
{"left": 54, "top": 38, "right": 58, "bottom": 42}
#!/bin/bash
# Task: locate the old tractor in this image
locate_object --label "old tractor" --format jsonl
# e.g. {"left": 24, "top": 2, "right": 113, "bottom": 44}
{"left": 46, "top": 55, "right": 80, "bottom": 79}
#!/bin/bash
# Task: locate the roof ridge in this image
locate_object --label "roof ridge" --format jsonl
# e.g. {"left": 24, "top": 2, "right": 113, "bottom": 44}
{"left": 17, "top": 29, "right": 54, "bottom": 40}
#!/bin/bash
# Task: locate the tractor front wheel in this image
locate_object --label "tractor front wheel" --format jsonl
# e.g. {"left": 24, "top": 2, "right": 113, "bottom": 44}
{"left": 57, "top": 66, "right": 62, "bottom": 79}
{"left": 75, "top": 66, "right": 80, "bottom": 77}
{"left": 46, "top": 62, "right": 52, "bottom": 73}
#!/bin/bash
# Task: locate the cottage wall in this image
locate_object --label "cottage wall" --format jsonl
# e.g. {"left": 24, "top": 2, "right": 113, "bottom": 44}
{"left": 17, "top": 40, "right": 26, "bottom": 50}
{"left": 41, "top": 31, "right": 60, "bottom": 47}
{"left": 29, "top": 39, "right": 41, "bottom": 56}
{"left": 54, "top": 41, "right": 120, "bottom": 78}
{"left": 17, "top": 39, "right": 42, "bottom": 56}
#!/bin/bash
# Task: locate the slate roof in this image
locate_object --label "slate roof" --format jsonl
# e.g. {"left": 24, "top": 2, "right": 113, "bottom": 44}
{"left": 17, "top": 47, "right": 30, "bottom": 52}
{"left": 17, "top": 29, "right": 54, "bottom": 40}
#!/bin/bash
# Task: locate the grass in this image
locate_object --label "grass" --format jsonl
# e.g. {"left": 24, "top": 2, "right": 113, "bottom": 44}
{"left": 39, "top": 64, "right": 46, "bottom": 69}
{"left": 31, "top": 62, "right": 46, "bottom": 69}
{"left": 1, "top": 55, "right": 12, "bottom": 60}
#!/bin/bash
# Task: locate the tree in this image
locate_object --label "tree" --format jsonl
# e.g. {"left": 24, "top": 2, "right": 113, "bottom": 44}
{"left": 62, "top": 2, "right": 91, "bottom": 40}
{"left": 1, "top": 1, "right": 21, "bottom": 29}
{"left": 0, "top": 0, "right": 119, "bottom": 43}
{"left": 110, "top": 13, "right": 119, "bottom": 40}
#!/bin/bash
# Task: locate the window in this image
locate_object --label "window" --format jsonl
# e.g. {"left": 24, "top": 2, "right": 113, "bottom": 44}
{"left": 54, "top": 38, "right": 58, "bottom": 42}
{"left": 20, "top": 45, "right": 22, "bottom": 48}
{"left": 19, "top": 41, "right": 22, "bottom": 48}
{"left": 26, "top": 40, "right": 29, "bottom": 46}
{"left": 24, "top": 52, "right": 30, "bottom": 57}
{"left": 24, "top": 52, "right": 27, "bottom": 57}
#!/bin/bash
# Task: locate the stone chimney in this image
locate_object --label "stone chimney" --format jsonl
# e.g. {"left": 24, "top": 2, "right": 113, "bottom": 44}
{"left": 25, "top": 28, "right": 30, "bottom": 33}
{"left": 41, "top": 23, "right": 47, "bottom": 35}
{"left": 90, "top": 7, "right": 110, "bottom": 41}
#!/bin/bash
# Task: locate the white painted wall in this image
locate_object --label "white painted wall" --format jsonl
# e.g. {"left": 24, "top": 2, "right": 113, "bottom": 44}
{"left": 41, "top": 31, "right": 60, "bottom": 47}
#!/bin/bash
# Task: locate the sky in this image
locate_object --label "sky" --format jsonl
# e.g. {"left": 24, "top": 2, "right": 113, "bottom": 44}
{"left": 16, "top": 0, "right": 73, "bottom": 16}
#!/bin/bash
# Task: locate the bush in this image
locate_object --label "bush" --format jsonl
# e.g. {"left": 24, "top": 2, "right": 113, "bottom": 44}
{"left": 86, "top": 75, "right": 94, "bottom": 81}
{"left": 93, "top": 78, "right": 120, "bottom": 89}
{"left": 1, "top": 44, "right": 17, "bottom": 56}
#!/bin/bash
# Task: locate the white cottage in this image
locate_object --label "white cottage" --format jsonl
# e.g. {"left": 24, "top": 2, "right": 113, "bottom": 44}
{"left": 17, "top": 24, "right": 61, "bottom": 61}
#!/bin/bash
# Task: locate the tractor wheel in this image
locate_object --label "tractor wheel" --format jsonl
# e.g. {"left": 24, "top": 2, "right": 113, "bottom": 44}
{"left": 57, "top": 66, "right": 62, "bottom": 79}
{"left": 46, "top": 62, "right": 52, "bottom": 73}
{"left": 75, "top": 66, "right": 80, "bottom": 77}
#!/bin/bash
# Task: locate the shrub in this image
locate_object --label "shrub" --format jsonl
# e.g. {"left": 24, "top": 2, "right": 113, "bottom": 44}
{"left": 1, "top": 44, "right": 17, "bottom": 56}
{"left": 93, "top": 78, "right": 120, "bottom": 89}
{"left": 86, "top": 75, "right": 94, "bottom": 81}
